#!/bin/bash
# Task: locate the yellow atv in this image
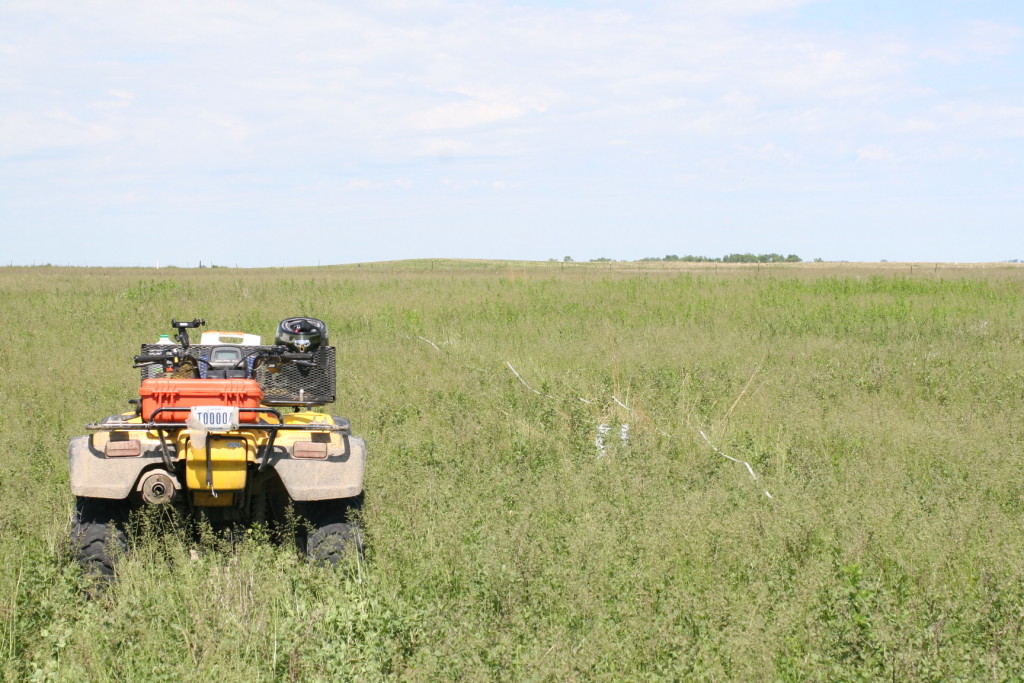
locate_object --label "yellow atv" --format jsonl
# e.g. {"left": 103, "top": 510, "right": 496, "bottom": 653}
{"left": 69, "top": 317, "right": 366, "bottom": 577}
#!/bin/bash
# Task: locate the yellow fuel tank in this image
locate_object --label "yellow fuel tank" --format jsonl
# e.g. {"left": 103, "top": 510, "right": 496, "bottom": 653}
{"left": 184, "top": 436, "right": 253, "bottom": 493}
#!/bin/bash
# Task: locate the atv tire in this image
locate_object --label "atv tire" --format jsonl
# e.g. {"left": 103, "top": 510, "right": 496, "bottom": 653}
{"left": 72, "top": 497, "right": 129, "bottom": 579}
{"left": 301, "top": 495, "right": 363, "bottom": 566}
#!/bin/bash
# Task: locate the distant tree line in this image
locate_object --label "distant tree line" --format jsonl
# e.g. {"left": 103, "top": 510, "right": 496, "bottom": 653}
{"left": 553, "top": 253, "right": 806, "bottom": 263}
{"left": 639, "top": 253, "right": 802, "bottom": 263}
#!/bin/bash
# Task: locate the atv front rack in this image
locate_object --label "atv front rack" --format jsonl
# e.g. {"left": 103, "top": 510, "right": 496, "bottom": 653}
{"left": 86, "top": 408, "right": 351, "bottom": 473}
{"left": 139, "top": 344, "right": 337, "bottom": 406}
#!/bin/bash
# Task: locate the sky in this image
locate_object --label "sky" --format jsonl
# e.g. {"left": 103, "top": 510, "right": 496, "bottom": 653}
{"left": 1, "top": 0, "right": 1022, "bottom": 266}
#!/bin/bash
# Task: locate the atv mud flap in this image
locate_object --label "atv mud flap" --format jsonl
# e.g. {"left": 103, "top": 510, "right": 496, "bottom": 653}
{"left": 68, "top": 435, "right": 165, "bottom": 499}
{"left": 272, "top": 435, "right": 367, "bottom": 501}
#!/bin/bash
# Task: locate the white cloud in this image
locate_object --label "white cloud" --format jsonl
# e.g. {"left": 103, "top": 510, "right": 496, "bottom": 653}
{"left": 411, "top": 93, "right": 547, "bottom": 130}
{"left": 923, "top": 20, "right": 1023, "bottom": 63}
{"left": 722, "top": 91, "right": 757, "bottom": 107}
{"left": 741, "top": 142, "right": 799, "bottom": 164}
{"left": 935, "top": 102, "right": 1024, "bottom": 138}
{"left": 342, "top": 178, "right": 386, "bottom": 191}
{"left": 857, "top": 145, "right": 894, "bottom": 162}
{"left": 415, "top": 138, "right": 474, "bottom": 157}
{"left": 0, "top": 109, "right": 118, "bottom": 155}
{"left": 438, "top": 177, "right": 513, "bottom": 191}
{"left": 0, "top": 0, "right": 916, "bottom": 164}
{"left": 653, "top": 0, "right": 824, "bottom": 17}
{"left": 899, "top": 118, "right": 942, "bottom": 133}
{"left": 1, "top": 0, "right": 1022, "bottom": 264}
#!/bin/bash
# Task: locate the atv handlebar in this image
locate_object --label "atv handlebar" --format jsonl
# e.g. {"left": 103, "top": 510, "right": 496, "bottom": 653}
{"left": 133, "top": 350, "right": 179, "bottom": 366}
{"left": 133, "top": 346, "right": 316, "bottom": 370}
{"left": 241, "top": 347, "right": 315, "bottom": 369}
{"left": 277, "top": 352, "right": 315, "bottom": 362}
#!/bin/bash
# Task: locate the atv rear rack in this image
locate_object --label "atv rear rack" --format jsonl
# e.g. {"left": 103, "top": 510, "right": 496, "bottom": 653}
{"left": 86, "top": 408, "right": 351, "bottom": 472}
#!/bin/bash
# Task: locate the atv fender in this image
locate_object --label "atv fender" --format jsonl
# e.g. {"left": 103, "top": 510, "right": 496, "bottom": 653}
{"left": 273, "top": 435, "right": 367, "bottom": 501}
{"left": 68, "top": 435, "right": 164, "bottom": 500}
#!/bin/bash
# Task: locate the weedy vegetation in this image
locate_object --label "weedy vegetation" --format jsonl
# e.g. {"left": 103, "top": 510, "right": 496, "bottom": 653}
{"left": 1, "top": 260, "right": 1023, "bottom": 680}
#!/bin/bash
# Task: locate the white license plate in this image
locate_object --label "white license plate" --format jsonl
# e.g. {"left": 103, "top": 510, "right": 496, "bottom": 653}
{"left": 190, "top": 406, "right": 239, "bottom": 431}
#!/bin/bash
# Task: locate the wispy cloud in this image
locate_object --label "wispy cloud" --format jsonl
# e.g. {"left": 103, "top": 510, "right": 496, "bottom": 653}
{"left": 923, "top": 20, "right": 1023, "bottom": 63}
{"left": 1, "top": 0, "right": 1022, "bottom": 264}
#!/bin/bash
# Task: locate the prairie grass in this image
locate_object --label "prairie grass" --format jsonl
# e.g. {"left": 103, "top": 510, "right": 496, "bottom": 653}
{"left": 1, "top": 261, "right": 1023, "bottom": 680}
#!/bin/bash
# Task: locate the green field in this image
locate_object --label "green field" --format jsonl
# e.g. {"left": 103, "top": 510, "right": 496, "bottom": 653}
{"left": 2, "top": 260, "right": 1024, "bottom": 680}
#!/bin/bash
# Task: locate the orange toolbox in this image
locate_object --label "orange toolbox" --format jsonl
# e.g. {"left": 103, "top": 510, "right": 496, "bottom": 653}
{"left": 139, "top": 378, "right": 265, "bottom": 422}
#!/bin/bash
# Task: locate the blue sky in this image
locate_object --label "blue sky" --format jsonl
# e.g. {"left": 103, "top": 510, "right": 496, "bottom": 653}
{"left": 1, "top": 0, "right": 1021, "bottom": 266}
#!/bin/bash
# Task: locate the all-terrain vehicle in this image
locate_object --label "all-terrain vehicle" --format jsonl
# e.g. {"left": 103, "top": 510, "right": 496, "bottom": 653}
{"left": 68, "top": 317, "right": 366, "bottom": 577}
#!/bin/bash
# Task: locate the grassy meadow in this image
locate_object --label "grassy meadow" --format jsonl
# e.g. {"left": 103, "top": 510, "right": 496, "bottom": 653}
{"left": 1, "top": 260, "right": 1024, "bottom": 680}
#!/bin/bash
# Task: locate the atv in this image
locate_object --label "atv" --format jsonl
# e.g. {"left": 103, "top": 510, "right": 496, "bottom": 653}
{"left": 68, "top": 317, "right": 366, "bottom": 578}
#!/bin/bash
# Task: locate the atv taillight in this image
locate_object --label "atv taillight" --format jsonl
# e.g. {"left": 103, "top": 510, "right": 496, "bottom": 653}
{"left": 105, "top": 440, "right": 142, "bottom": 457}
{"left": 292, "top": 441, "right": 329, "bottom": 459}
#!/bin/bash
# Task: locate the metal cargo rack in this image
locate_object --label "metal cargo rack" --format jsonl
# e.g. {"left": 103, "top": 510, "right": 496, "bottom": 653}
{"left": 139, "top": 344, "right": 337, "bottom": 407}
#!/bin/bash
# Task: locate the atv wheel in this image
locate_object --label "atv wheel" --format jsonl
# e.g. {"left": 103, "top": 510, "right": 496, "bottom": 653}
{"left": 71, "top": 497, "right": 129, "bottom": 579}
{"left": 301, "top": 495, "right": 363, "bottom": 566}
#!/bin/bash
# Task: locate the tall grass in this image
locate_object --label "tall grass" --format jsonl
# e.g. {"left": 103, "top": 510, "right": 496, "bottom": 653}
{"left": 1, "top": 262, "right": 1023, "bottom": 679}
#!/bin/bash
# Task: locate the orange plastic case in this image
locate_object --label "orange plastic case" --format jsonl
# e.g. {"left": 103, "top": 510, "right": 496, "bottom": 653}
{"left": 139, "top": 378, "right": 265, "bottom": 422}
